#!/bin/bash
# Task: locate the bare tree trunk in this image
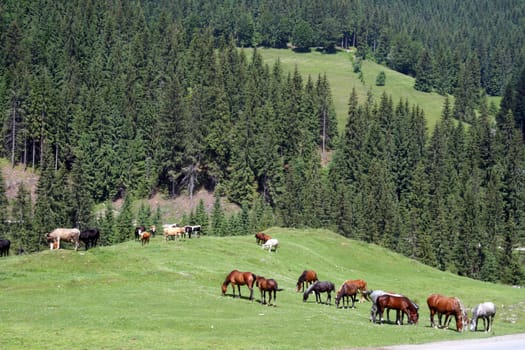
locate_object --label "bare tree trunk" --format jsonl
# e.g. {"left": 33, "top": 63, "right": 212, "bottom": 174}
{"left": 11, "top": 100, "right": 17, "bottom": 167}
{"left": 23, "top": 136, "right": 27, "bottom": 168}
{"left": 322, "top": 108, "right": 327, "bottom": 163}
{"left": 32, "top": 140, "right": 36, "bottom": 169}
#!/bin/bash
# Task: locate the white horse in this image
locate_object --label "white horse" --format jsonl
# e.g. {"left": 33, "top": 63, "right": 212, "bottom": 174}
{"left": 262, "top": 238, "right": 279, "bottom": 252}
{"left": 470, "top": 302, "right": 496, "bottom": 332}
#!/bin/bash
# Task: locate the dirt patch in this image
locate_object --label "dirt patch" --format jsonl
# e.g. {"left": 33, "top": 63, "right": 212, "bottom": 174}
{"left": 2, "top": 165, "right": 239, "bottom": 220}
{"left": 2, "top": 164, "right": 38, "bottom": 202}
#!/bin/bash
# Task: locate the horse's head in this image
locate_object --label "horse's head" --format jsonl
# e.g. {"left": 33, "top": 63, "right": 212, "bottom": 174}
{"left": 408, "top": 310, "right": 419, "bottom": 325}
{"left": 303, "top": 291, "right": 310, "bottom": 302}
{"left": 221, "top": 283, "right": 227, "bottom": 295}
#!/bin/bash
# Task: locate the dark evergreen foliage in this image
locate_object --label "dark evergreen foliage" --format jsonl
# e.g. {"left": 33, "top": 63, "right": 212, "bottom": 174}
{"left": 0, "top": 0, "right": 523, "bottom": 285}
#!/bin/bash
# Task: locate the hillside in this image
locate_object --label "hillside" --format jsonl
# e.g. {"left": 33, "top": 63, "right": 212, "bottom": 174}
{"left": 1, "top": 228, "right": 523, "bottom": 349}
{"left": 255, "top": 48, "right": 501, "bottom": 132}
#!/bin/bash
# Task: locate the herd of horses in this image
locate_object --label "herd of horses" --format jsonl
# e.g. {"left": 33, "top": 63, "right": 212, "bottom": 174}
{"left": 221, "top": 268, "right": 496, "bottom": 333}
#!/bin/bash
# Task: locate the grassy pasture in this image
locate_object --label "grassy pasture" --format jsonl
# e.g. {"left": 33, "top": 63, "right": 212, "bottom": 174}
{"left": 1, "top": 228, "right": 524, "bottom": 349}
{"left": 253, "top": 48, "right": 501, "bottom": 133}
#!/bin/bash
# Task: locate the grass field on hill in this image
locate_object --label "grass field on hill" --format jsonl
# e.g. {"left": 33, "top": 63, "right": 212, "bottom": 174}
{"left": 254, "top": 48, "right": 501, "bottom": 133}
{"left": 1, "top": 228, "right": 523, "bottom": 349}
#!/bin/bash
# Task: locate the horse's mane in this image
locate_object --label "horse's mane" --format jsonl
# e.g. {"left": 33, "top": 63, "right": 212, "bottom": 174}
{"left": 297, "top": 270, "right": 307, "bottom": 283}
{"left": 304, "top": 281, "right": 318, "bottom": 295}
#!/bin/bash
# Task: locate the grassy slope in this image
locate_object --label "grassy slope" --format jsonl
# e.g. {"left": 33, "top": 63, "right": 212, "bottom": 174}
{"left": 1, "top": 228, "right": 523, "bottom": 350}
{"left": 254, "top": 48, "right": 501, "bottom": 133}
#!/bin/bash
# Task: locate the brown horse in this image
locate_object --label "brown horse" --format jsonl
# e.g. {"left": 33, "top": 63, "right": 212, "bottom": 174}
{"left": 335, "top": 282, "right": 358, "bottom": 309}
{"left": 296, "top": 270, "right": 319, "bottom": 292}
{"left": 255, "top": 232, "right": 271, "bottom": 245}
{"left": 337, "top": 279, "right": 368, "bottom": 303}
{"left": 375, "top": 294, "right": 419, "bottom": 325}
{"left": 140, "top": 232, "right": 151, "bottom": 246}
{"left": 427, "top": 294, "right": 468, "bottom": 332}
{"left": 255, "top": 276, "right": 283, "bottom": 306}
{"left": 221, "top": 270, "right": 257, "bottom": 301}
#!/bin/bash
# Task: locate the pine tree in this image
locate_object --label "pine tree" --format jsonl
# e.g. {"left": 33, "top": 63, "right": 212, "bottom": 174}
{"left": 114, "top": 194, "right": 134, "bottom": 243}
{"left": 10, "top": 184, "right": 34, "bottom": 251}
{"left": 414, "top": 50, "right": 434, "bottom": 92}
{"left": 211, "top": 192, "right": 226, "bottom": 236}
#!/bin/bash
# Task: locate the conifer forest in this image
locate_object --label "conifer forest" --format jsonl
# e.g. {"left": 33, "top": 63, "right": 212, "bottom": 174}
{"left": 1, "top": 0, "right": 524, "bottom": 284}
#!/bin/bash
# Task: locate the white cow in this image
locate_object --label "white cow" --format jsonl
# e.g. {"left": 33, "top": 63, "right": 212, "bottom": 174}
{"left": 262, "top": 238, "right": 279, "bottom": 252}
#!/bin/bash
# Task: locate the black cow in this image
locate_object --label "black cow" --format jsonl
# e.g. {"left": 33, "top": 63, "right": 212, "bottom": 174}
{"left": 184, "top": 225, "right": 201, "bottom": 239}
{"left": 79, "top": 229, "right": 100, "bottom": 251}
{"left": 0, "top": 239, "right": 11, "bottom": 257}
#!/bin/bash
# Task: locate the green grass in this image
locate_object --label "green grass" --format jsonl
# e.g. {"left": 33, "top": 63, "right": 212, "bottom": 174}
{"left": 254, "top": 48, "right": 501, "bottom": 133}
{"left": 1, "top": 228, "right": 523, "bottom": 349}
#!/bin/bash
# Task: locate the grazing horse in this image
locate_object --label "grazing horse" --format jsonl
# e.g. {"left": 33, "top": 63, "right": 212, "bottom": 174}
{"left": 255, "top": 232, "right": 271, "bottom": 245}
{"left": 470, "top": 302, "right": 496, "bottom": 332}
{"left": 79, "top": 228, "right": 100, "bottom": 251}
{"left": 184, "top": 225, "right": 201, "bottom": 238}
{"left": 338, "top": 279, "right": 368, "bottom": 303}
{"left": 134, "top": 225, "right": 146, "bottom": 240}
{"left": 335, "top": 282, "right": 358, "bottom": 309}
{"left": 364, "top": 290, "right": 407, "bottom": 324}
{"left": 164, "top": 226, "right": 185, "bottom": 240}
{"left": 140, "top": 231, "right": 151, "bottom": 246}
{"left": 255, "top": 276, "right": 283, "bottom": 306}
{"left": 46, "top": 228, "right": 81, "bottom": 251}
{"left": 375, "top": 294, "right": 419, "bottom": 325}
{"left": 296, "top": 270, "right": 319, "bottom": 292}
{"left": 0, "top": 239, "right": 10, "bottom": 257}
{"left": 303, "top": 281, "right": 335, "bottom": 304}
{"left": 426, "top": 294, "right": 468, "bottom": 332}
{"left": 221, "top": 270, "right": 257, "bottom": 301}
{"left": 261, "top": 238, "right": 279, "bottom": 252}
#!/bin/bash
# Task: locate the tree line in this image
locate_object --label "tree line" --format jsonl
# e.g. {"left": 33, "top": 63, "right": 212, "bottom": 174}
{"left": 0, "top": 1, "right": 523, "bottom": 284}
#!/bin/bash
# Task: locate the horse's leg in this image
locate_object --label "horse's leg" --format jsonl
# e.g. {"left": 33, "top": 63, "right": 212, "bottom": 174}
{"left": 327, "top": 292, "right": 331, "bottom": 305}
{"left": 430, "top": 309, "right": 436, "bottom": 328}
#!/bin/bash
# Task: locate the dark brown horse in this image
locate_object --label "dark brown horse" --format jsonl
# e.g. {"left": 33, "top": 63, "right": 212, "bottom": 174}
{"left": 427, "top": 294, "right": 468, "bottom": 332}
{"left": 255, "top": 276, "right": 283, "bottom": 306}
{"left": 255, "top": 232, "right": 271, "bottom": 245}
{"left": 221, "top": 270, "right": 257, "bottom": 301}
{"left": 296, "top": 270, "right": 319, "bottom": 292}
{"left": 303, "top": 281, "right": 335, "bottom": 304}
{"left": 335, "top": 282, "right": 358, "bottom": 309}
{"left": 375, "top": 294, "right": 419, "bottom": 325}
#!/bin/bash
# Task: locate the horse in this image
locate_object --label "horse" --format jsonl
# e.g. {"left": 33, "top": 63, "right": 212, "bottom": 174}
{"left": 150, "top": 225, "right": 156, "bottom": 238}
{"left": 0, "top": 239, "right": 10, "bottom": 257}
{"left": 338, "top": 279, "right": 368, "bottom": 303}
{"left": 221, "top": 270, "right": 257, "bottom": 301}
{"left": 261, "top": 238, "right": 279, "bottom": 252}
{"left": 303, "top": 281, "right": 335, "bottom": 304}
{"left": 79, "top": 228, "right": 100, "bottom": 251}
{"left": 296, "top": 270, "right": 319, "bottom": 292}
{"left": 186, "top": 225, "right": 201, "bottom": 238}
{"left": 426, "top": 294, "right": 468, "bottom": 332}
{"left": 134, "top": 225, "right": 146, "bottom": 240}
{"left": 375, "top": 294, "right": 419, "bottom": 325}
{"left": 164, "top": 226, "right": 185, "bottom": 240}
{"left": 255, "top": 276, "right": 283, "bottom": 306}
{"left": 470, "top": 302, "right": 496, "bottom": 332}
{"left": 364, "top": 290, "right": 407, "bottom": 323}
{"left": 140, "top": 231, "right": 151, "bottom": 246}
{"left": 335, "top": 282, "right": 358, "bottom": 309}
{"left": 46, "top": 228, "right": 81, "bottom": 251}
{"left": 255, "top": 232, "right": 271, "bottom": 245}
